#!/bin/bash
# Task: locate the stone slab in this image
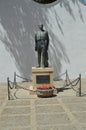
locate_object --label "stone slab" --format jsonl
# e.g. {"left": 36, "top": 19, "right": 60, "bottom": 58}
{"left": 7, "top": 100, "right": 30, "bottom": 106}
{"left": 32, "top": 67, "right": 54, "bottom": 73}
{"left": 0, "top": 96, "right": 7, "bottom": 100}
{"left": 0, "top": 100, "right": 4, "bottom": 105}
{"left": 65, "top": 103, "right": 86, "bottom": 112}
{"left": 1, "top": 80, "right": 86, "bottom": 130}
{"left": 37, "top": 125, "right": 77, "bottom": 130}
{"left": 36, "top": 113, "right": 71, "bottom": 125}
{"left": 0, "top": 127, "right": 31, "bottom": 130}
{"left": 61, "top": 97, "right": 86, "bottom": 104}
{"left": 0, "top": 116, "right": 31, "bottom": 127}
{"left": 73, "top": 112, "right": 86, "bottom": 123}
{"left": 36, "top": 105, "right": 65, "bottom": 113}
{"left": 35, "top": 98, "right": 59, "bottom": 105}
{"left": 1, "top": 107, "right": 31, "bottom": 115}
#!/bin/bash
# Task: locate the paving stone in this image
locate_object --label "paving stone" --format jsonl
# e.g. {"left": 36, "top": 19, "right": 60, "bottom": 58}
{"left": 73, "top": 112, "right": 86, "bottom": 123}
{"left": 61, "top": 97, "right": 86, "bottom": 104}
{"left": 1, "top": 107, "right": 31, "bottom": 115}
{"left": 0, "top": 100, "right": 4, "bottom": 105}
{"left": 0, "top": 127, "right": 31, "bottom": 130}
{"left": 66, "top": 103, "right": 86, "bottom": 112}
{"left": 54, "top": 126, "right": 77, "bottom": 130}
{"left": 1, "top": 81, "right": 86, "bottom": 130}
{"left": 0, "top": 115, "right": 31, "bottom": 127}
{"left": 0, "top": 92, "right": 7, "bottom": 95}
{"left": 0, "top": 90, "right": 7, "bottom": 94}
{"left": 0, "top": 95, "right": 7, "bottom": 100}
{"left": 15, "top": 89, "right": 30, "bottom": 98}
{"left": 36, "top": 105, "right": 65, "bottom": 113}
{"left": 36, "top": 113, "right": 71, "bottom": 125}
{"left": 79, "top": 126, "right": 86, "bottom": 130}
{"left": 35, "top": 98, "right": 59, "bottom": 105}
{"left": 0, "top": 95, "right": 7, "bottom": 99}
{"left": 37, "top": 125, "right": 77, "bottom": 130}
{"left": 6, "top": 99, "right": 30, "bottom": 106}
{"left": 0, "top": 87, "right": 7, "bottom": 90}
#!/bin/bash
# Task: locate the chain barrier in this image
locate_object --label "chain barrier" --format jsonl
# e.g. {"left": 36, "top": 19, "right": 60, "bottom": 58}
{"left": 15, "top": 84, "right": 30, "bottom": 91}
{"left": 15, "top": 70, "right": 82, "bottom": 96}
{"left": 7, "top": 77, "right": 15, "bottom": 100}
{"left": 14, "top": 72, "right": 32, "bottom": 90}
{"left": 16, "top": 74, "right": 32, "bottom": 82}
{"left": 66, "top": 72, "right": 79, "bottom": 87}
{"left": 65, "top": 71, "right": 81, "bottom": 96}
{"left": 14, "top": 72, "right": 32, "bottom": 85}
{"left": 7, "top": 76, "right": 30, "bottom": 100}
{"left": 7, "top": 70, "right": 82, "bottom": 100}
{"left": 56, "top": 70, "right": 81, "bottom": 96}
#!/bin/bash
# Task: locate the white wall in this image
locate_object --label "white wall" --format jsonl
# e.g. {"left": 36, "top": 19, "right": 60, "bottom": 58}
{"left": 53, "top": 1, "right": 86, "bottom": 78}
{"left": 0, "top": 0, "right": 86, "bottom": 81}
{"left": 0, "top": 40, "right": 20, "bottom": 82}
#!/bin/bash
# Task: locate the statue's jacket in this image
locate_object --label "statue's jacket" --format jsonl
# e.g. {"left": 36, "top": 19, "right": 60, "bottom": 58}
{"left": 35, "top": 30, "right": 49, "bottom": 51}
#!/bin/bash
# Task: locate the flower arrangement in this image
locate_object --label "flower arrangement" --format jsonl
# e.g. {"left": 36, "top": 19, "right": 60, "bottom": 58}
{"left": 37, "top": 84, "right": 54, "bottom": 90}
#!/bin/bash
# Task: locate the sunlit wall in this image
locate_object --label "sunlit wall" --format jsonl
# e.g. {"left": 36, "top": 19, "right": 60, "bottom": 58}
{"left": 0, "top": 0, "right": 86, "bottom": 81}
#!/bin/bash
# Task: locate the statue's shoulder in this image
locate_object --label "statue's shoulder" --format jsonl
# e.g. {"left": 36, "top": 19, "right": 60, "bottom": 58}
{"left": 45, "top": 30, "right": 48, "bottom": 34}
{"left": 43, "top": 30, "right": 48, "bottom": 34}
{"left": 45, "top": 31, "right": 49, "bottom": 36}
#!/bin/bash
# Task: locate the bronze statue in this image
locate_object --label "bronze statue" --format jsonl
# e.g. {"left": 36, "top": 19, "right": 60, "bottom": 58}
{"left": 35, "top": 24, "right": 49, "bottom": 67}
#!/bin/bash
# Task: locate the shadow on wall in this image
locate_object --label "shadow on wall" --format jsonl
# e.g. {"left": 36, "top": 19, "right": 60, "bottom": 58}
{"left": 0, "top": 0, "right": 84, "bottom": 79}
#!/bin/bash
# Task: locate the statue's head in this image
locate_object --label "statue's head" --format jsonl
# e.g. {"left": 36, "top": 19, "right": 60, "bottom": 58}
{"left": 38, "top": 24, "right": 43, "bottom": 30}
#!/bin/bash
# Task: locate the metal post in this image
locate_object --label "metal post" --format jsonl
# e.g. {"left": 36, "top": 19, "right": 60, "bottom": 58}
{"left": 14, "top": 72, "right": 16, "bottom": 88}
{"left": 7, "top": 77, "right": 10, "bottom": 100}
{"left": 66, "top": 70, "right": 67, "bottom": 86}
{"left": 76, "top": 74, "right": 81, "bottom": 97}
{"left": 79, "top": 74, "right": 81, "bottom": 97}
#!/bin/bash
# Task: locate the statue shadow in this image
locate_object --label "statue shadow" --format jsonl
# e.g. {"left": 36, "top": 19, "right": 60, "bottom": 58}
{"left": 57, "top": 87, "right": 71, "bottom": 93}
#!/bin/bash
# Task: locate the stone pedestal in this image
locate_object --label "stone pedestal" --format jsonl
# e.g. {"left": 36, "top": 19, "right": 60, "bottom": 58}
{"left": 32, "top": 67, "right": 54, "bottom": 90}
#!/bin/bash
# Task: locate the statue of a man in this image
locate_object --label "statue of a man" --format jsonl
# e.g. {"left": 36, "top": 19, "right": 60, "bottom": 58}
{"left": 35, "top": 24, "right": 49, "bottom": 67}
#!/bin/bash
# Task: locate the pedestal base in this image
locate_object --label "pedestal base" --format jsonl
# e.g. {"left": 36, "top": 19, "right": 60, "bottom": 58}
{"left": 32, "top": 67, "right": 54, "bottom": 90}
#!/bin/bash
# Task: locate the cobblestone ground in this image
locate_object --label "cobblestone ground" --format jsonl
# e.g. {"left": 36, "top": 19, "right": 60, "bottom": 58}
{"left": 0, "top": 80, "right": 86, "bottom": 130}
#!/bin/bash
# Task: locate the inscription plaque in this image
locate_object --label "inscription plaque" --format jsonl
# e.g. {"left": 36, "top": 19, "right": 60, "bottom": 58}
{"left": 36, "top": 75, "right": 50, "bottom": 84}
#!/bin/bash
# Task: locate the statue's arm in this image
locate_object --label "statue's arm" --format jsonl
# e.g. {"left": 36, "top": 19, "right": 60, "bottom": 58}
{"left": 35, "top": 34, "right": 37, "bottom": 51}
{"left": 46, "top": 31, "right": 49, "bottom": 50}
{"left": 47, "top": 31, "right": 49, "bottom": 45}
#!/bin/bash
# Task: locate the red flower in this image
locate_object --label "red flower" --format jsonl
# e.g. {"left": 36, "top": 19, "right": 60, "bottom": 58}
{"left": 37, "top": 85, "right": 54, "bottom": 90}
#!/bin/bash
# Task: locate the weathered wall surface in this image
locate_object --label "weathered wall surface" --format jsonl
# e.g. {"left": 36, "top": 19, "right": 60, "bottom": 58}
{"left": 0, "top": 0, "right": 86, "bottom": 81}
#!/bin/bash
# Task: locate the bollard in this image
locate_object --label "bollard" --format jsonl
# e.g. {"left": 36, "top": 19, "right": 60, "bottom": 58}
{"left": 14, "top": 72, "right": 16, "bottom": 88}
{"left": 79, "top": 74, "right": 81, "bottom": 96}
{"left": 76, "top": 74, "right": 81, "bottom": 97}
{"left": 66, "top": 70, "right": 68, "bottom": 86}
{"left": 7, "top": 77, "right": 10, "bottom": 100}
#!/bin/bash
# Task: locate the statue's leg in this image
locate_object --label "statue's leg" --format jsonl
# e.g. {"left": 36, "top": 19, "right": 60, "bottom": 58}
{"left": 42, "top": 48, "right": 45, "bottom": 67}
{"left": 38, "top": 50, "right": 41, "bottom": 67}
{"left": 42, "top": 49, "right": 48, "bottom": 67}
{"left": 44, "top": 51, "right": 49, "bottom": 67}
